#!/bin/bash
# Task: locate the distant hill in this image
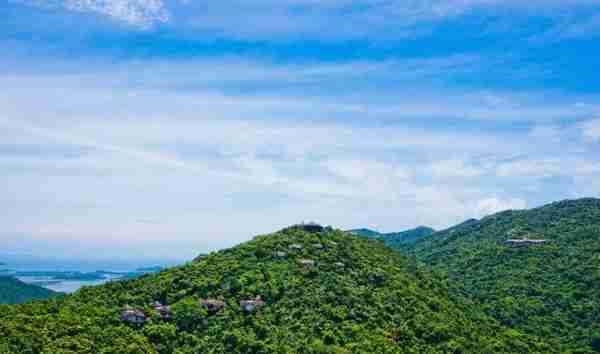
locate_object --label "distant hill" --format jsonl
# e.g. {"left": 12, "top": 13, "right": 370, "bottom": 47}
{"left": 347, "top": 228, "right": 383, "bottom": 238}
{"left": 402, "top": 198, "right": 600, "bottom": 352}
{"left": 349, "top": 226, "right": 435, "bottom": 246}
{"left": 0, "top": 276, "right": 59, "bottom": 304}
{"left": 0, "top": 225, "right": 547, "bottom": 353}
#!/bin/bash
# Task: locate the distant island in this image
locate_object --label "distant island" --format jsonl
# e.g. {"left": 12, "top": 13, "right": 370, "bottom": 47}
{"left": 0, "top": 276, "right": 60, "bottom": 304}
{"left": 8, "top": 266, "right": 170, "bottom": 294}
{"left": 15, "top": 271, "right": 106, "bottom": 281}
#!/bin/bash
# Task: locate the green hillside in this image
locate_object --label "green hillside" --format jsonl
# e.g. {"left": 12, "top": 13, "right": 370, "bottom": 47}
{"left": 0, "top": 276, "right": 58, "bottom": 304}
{"left": 0, "top": 225, "right": 547, "bottom": 353}
{"left": 349, "top": 226, "right": 435, "bottom": 246}
{"left": 402, "top": 198, "right": 600, "bottom": 353}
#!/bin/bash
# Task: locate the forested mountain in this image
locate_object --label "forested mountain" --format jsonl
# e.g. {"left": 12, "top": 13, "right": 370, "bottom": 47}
{"left": 0, "top": 225, "right": 548, "bottom": 353}
{"left": 0, "top": 276, "right": 58, "bottom": 304}
{"left": 349, "top": 226, "right": 435, "bottom": 246}
{"left": 401, "top": 198, "right": 600, "bottom": 353}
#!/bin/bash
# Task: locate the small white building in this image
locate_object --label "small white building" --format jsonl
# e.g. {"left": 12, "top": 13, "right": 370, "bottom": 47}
{"left": 120, "top": 307, "right": 146, "bottom": 325}
{"left": 240, "top": 296, "right": 265, "bottom": 312}
{"left": 274, "top": 251, "right": 287, "bottom": 259}
{"left": 298, "top": 259, "right": 316, "bottom": 267}
{"left": 152, "top": 302, "right": 172, "bottom": 320}
{"left": 200, "top": 299, "right": 226, "bottom": 313}
{"left": 503, "top": 238, "right": 548, "bottom": 247}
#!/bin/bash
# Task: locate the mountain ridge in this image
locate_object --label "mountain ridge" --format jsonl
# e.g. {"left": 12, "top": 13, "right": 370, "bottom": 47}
{"left": 349, "top": 226, "right": 436, "bottom": 247}
{"left": 0, "top": 225, "right": 547, "bottom": 353}
{"left": 401, "top": 197, "right": 600, "bottom": 352}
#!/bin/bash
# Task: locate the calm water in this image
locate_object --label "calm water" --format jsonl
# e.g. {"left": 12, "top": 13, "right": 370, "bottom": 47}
{"left": 2, "top": 255, "right": 181, "bottom": 293}
{"left": 16, "top": 275, "right": 124, "bottom": 293}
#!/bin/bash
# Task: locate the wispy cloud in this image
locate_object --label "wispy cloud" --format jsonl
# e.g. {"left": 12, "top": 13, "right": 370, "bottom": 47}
{"left": 17, "top": 0, "right": 169, "bottom": 28}
{"left": 15, "top": 0, "right": 600, "bottom": 38}
{"left": 580, "top": 118, "right": 600, "bottom": 142}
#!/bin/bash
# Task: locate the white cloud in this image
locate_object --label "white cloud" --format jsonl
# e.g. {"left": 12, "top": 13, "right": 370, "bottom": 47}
{"left": 174, "top": 0, "right": 600, "bottom": 39}
{"left": 529, "top": 124, "right": 562, "bottom": 141}
{"left": 580, "top": 118, "right": 600, "bottom": 142}
{"left": 1, "top": 58, "right": 600, "bottom": 258}
{"left": 17, "top": 0, "right": 600, "bottom": 38}
{"left": 474, "top": 197, "right": 527, "bottom": 216}
{"left": 21, "top": 0, "right": 170, "bottom": 28}
{"left": 496, "top": 158, "right": 563, "bottom": 178}
{"left": 430, "top": 159, "right": 483, "bottom": 179}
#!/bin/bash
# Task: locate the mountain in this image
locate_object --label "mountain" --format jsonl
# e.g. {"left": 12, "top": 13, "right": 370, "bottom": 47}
{"left": 0, "top": 225, "right": 547, "bottom": 353}
{"left": 0, "top": 276, "right": 59, "bottom": 304}
{"left": 349, "top": 226, "right": 435, "bottom": 246}
{"left": 347, "top": 228, "right": 383, "bottom": 239}
{"left": 379, "top": 226, "right": 436, "bottom": 248}
{"left": 402, "top": 198, "right": 600, "bottom": 353}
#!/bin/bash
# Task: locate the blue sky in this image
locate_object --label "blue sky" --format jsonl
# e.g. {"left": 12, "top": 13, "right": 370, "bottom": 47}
{"left": 1, "top": 0, "right": 600, "bottom": 261}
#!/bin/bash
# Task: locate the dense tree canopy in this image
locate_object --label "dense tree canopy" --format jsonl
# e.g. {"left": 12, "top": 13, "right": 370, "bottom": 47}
{"left": 401, "top": 198, "right": 600, "bottom": 353}
{"left": 0, "top": 226, "right": 547, "bottom": 353}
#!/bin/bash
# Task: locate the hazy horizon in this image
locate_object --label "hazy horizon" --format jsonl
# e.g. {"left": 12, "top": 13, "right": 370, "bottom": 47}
{"left": 2, "top": 0, "right": 600, "bottom": 259}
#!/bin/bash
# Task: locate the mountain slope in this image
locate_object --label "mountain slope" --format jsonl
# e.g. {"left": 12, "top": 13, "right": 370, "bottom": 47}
{"left": 349, "top": 226, "right": 435, "bottom": 246}
{"left": 380, "top": 226, "right": 436, "bottom": 248}
{"left": 0, "top": 276, "right": 58, "bottom": 304}
{"left": 0, "top": 226, "right": 547, "bottom": 353}
{"left": 402, "top": 198, "right": 600, "bottom": 353}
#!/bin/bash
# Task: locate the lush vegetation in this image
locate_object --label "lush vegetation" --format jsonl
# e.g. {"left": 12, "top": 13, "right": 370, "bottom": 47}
{"left": 349, "top": 226, "right": 435, "bottom": 247}
{"left": 401, "top": 198, "right": 600, "bottom": 353}
{"left": 0, "top": 226, "right": 547, "bottom": 353}
{"left": 0, "top": 276, "right": 59, "bottom": 304}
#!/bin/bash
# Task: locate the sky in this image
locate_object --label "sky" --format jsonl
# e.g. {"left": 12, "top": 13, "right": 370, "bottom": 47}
{"left": 1, "top": 0, "right": 600, "bottom": 261}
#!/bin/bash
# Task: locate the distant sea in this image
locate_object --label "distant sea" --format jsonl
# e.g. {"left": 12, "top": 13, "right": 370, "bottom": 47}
{"left": 1, "top": 254, "right": 183, "bottom": 294}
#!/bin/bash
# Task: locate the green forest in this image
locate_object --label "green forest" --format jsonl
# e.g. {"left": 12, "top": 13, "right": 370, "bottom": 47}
{"left": 2, "top": 198, "right": 599, "bottom": 353}
{"left": 400, "top": 198, "right": 600, "bottom": 353}
{"left": 0, "top": 225, "right": 547, "bottom": 353}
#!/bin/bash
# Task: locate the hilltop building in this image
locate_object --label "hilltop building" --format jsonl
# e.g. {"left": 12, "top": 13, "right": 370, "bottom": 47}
{"left": 503, "top": 238, "right": 548, "bottom": 247}
{"left": 200, "top": 299, "right": 226, "bottom": 313}
{"left": 120, "top": 307, "right": 146, "bottom": 325}
{"left": 240, "top": 296, "right": 265, "bottom": 312}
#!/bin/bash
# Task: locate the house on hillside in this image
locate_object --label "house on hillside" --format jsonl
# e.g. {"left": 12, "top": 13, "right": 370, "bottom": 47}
{"left": 153, "top": 301, "right": 172, "bottom": 320}
{"left": 240, "top": 296, "right": 265, "bottom": 312}
{"left": 274, "top": 251, "right": 287, "bottom": 259}
{"left": 289, "top": 244, "right": 303, "bottom": 250}
{"left": 120, "top": 307, "right": 146, "bottom": 325}
{"left": 503, "top": 238, "right": 548, "bottom": 247}
{"left": 200, "top": 299, "right": 226, "bottom": 313}
{"left": 298, "top": 259, "right": 316, "bottom": 267}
